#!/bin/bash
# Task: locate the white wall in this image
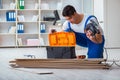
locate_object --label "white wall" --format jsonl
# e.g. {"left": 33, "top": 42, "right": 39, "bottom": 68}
{"left": 94, "top": 0, "right": 104, "bottom": 30}
{"left": 62, "top": 0, "right": 93, "bottom": 14}
{"left": 94, "top": 0, "right": 120, "bottom": 48}
{"left": 62, "top": 0, "right": 83, "bottom": 13}
{"left": 104, "top": 0, "right": 120, "bottom": 48}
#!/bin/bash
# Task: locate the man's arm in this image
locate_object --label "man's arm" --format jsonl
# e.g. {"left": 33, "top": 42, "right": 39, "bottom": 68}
{"left": 85, "top": 16, "right": 103, "bottom": 44}
{"left": 85, "top": 29, "right": 103, "bottom": 44}
{"left": 62, "top": 21, "right": 72, "bottom": 32}
{"left": 90, "top": 33, "right": 102, "bottom": 43}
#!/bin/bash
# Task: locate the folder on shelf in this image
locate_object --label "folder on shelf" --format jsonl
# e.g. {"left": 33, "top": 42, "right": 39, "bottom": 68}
{"left": 19, "top": 0, "right": 24, "bottom": 9}
{"left": 10, "top": 11, "right": 13, "bottom": 21}
{"left": 17, "top": 23, "right": 24, "bottom": 33}
{"left": 40, "top": 23, "right": 46, "bottom": 33}
{"left": 6, "top": 12, "right": 9, "bottom": 21}
{"left": 6, "top": 11, "right": 16, "bottom": 21}
{"left": 12, "top": 11, "right": 16, "bottom": 21}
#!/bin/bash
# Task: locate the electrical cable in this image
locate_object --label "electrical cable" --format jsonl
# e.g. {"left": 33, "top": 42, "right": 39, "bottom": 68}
{"left": 94, "top": 34, "right": 120, "bottom": 68}
{"left": 104, "top": 48, "right": 120, "bottom": 68}
{"left": 86, "top": 18, "right": 120, "bottom": 68}
{"left": 104, "top": 47, "right": 108, "bottom": 60}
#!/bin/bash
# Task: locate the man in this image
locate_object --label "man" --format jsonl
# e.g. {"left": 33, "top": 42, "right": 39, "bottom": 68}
{"left": 62, "top": 5, "right": 105, "bottom": 58}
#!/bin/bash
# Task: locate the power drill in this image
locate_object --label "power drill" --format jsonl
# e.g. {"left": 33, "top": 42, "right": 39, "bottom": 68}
{"left": 85, "top": 19, "right": 100, "bottom": 36}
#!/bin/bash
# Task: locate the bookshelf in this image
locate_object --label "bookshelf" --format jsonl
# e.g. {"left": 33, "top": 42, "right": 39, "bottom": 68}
{"left": 0, "top": 0, "right": 63, "bottom": 47}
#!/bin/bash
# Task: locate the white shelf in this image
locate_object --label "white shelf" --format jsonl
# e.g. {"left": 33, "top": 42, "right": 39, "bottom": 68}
{"left": 0, "top": 9, "right": 16, "bottom": 11}
{"left": 41, "top": 9, "right": 61, "bottom": 11}
{"left": 0, "top": 21, "right": 16, "bottom": 23}
{"left": 17, "top": 21, "right": 39, "bottom": 23}
{"left": 17, "top": 9, "right": 39, "bottom": 11}
{"left": 0, "top": 33, "right": 16, "bottom": 35}
{"left": 17, "top": 33, "right": 38, "bottom": 35}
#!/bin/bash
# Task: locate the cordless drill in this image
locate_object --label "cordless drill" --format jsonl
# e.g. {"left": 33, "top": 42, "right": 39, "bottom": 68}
{"left": 85, "top": 19, "right": 100, "bottom": 36}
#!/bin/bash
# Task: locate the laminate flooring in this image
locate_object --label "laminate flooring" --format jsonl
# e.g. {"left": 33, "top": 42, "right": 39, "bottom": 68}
{"left": 0, "top": 48, "right": 120, "bottom": 80}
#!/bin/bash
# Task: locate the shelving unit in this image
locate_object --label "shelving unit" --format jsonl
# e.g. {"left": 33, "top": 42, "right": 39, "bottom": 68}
{"left": 0, "top": 0, "right": 16, "bottom": 47}
{"left": 0, "top": 0, "right": 94, "bottom": 48}
{"left": 0, "top": 0, "right": 63, "bottom": 47}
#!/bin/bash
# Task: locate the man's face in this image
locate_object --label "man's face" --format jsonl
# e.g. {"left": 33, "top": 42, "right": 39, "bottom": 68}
{"left": 64, "top": 13, "right": 77, "bottom": 24}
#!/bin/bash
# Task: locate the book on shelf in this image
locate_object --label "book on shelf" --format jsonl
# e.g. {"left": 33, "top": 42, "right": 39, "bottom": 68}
{"left": 8, "top": 26, "right": 16, "bottom": 34}
{"left": 17, "top": 38, "right": 23, "bottom": 46}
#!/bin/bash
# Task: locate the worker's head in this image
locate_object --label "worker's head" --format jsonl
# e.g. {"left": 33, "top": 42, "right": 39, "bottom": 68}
{"left": 62, "top": 5, "right": 77, "bottom": 24}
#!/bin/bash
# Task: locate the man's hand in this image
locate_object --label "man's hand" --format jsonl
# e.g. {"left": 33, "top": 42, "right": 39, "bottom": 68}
{"left": 85, "top": 30, "right": 102, "bottom": 44}
{"left": 51, "top": 29, "right": 57, "bottom": 33}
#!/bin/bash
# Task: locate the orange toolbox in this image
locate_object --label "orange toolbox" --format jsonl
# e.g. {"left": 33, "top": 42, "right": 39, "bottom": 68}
{"left": 49, "top": 32, "right": 76, "bottom": 46}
